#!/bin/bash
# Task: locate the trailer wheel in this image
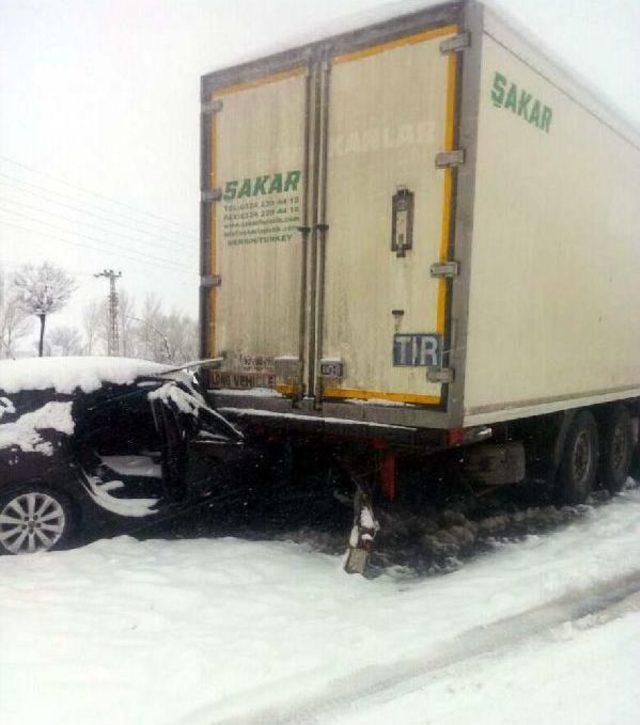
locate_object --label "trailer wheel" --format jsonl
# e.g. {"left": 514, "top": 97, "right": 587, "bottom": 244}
{"left": 599, "top": 405, "right": 633, "bottom": 494}
{"left": 556, "top": 410, "right": 599, "bottom": 505}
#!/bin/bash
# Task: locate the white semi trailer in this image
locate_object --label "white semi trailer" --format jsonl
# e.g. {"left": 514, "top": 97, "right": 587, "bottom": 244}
{"left": 199, "top": 0, "right": 640, "bottom": 565}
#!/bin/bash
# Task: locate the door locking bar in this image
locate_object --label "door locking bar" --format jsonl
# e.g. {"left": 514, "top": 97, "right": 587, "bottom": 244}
{"left": 430, "top": 261, "right": 459, "bottom": 279}
{"left": 435, "top": 149, "right": 465, "bottom": 168}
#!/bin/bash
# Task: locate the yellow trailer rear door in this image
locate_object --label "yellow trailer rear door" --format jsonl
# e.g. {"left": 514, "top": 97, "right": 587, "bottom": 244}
{"left": 319, "top": 25, "right": 459, "bottom": 406}
{"left": 207, "top": 68, "right": 308, "bottom": 393}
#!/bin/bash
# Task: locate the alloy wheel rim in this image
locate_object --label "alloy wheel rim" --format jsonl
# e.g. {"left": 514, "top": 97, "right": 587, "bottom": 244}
{"left": 0, "top": 493, "right": 65, "bottom": 554}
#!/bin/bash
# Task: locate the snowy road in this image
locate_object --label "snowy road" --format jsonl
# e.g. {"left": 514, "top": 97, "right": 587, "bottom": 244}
{"left": 330, "top": 591, "right": 640, "bottom": 725}
{"left": 1, "top": 491, "right": 640, "bottom": 724}
{"left": 231, "top": 573, "right": 640, "bottom": 725}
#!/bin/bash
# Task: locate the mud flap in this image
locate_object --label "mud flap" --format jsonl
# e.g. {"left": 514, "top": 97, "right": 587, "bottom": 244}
{"left": 344, "top": 484, "right": 380, "bottom": 575}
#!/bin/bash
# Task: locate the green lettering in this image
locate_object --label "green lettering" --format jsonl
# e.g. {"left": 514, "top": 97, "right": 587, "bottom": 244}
{"left": 517, "top": 90, "right": 532, "bottom": 118}
{"left": 491, "top": 70, "right": 553, "bottom": 134}
{"left": 252, "top": 175, "right": 269, "bottom": 195}
{"left": 223, "top": 180, "right": 238, "bottom": 201}
{"left": 529, "top": 99, "right": 541, "bottom": 127}
{"left": 504, "top": 83, "right": 518, "bottom": 112}
{"left": 237, "top": 178, "right": 252, "bottom": 198}
{"left": 491, "top": 71, "right": 507, "bottom": 107}
{"left": 283, "top": 170, "right": 301, "bottom": 192}
{"left": 268, "top": 173, "right": 283, "bottom": 194}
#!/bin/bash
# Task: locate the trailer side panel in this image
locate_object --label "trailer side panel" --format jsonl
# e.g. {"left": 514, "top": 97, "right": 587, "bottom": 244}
{"left": 463, "top": 25, "right": 640, "bottom": 426}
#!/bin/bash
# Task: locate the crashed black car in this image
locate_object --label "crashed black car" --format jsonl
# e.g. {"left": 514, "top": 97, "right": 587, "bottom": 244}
{"left": 0, "top": 357, "right": 244, "bottom": 554}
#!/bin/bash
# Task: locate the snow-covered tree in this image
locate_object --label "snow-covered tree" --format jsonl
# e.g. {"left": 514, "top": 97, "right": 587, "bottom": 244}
{"left": 0, "top": 267, "right": 31, "bottom": 358}
{"left": 81, "top": 288, "right": 198, "bottom": 364}
{"left": 161, "top": 311, "right": 198, "bottom": 363}
{"left": 0, "top": 297, "right": 32, "bottom": 358}
{"left": 13, "top": 262, "right": 77, "bottom": 357}
{"left": 136, "top": 294, "right": 165, "bottom": 361}
{"left": 0, "top": 269, "right": 32, "bottom": 358}
{"left": 46, "top": 325, "right": 83, "bottom": 356}
{"left": 81, "top": 298, "right": 104, "bottom": 355}
{"left": 118, "top": 289, "right": 136, "bottom": 357}
{"left": 84, "top": 289, "right": 136, "bottom": 357}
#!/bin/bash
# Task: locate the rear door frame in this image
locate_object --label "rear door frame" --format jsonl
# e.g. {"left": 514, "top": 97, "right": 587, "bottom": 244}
{"left": 313, "top": 21, "right": 462, "bottom": 409}
{"left": 200, "top": 52, "right": 316, "bottom": 397}
{"left": 201, "top": 1, "right": 483, "bottom": 432}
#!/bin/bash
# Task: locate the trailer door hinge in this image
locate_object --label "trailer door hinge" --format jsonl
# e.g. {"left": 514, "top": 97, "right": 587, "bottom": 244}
{"left": 440, "top": 32, "right": 470, "bottom": 54}
{"left": 201, "top": 274, "right": 221, "bottom": 288}
{"left": 201, "top": 99, "right": 223, "bottom": 114}
{"left": 436, "top": 149, "right": 465, "bottom": 168}
{"left": 430, "top": 261, "right": 459, "bottom": 279}
{"left": 427, "top": 367, "right": 455, "bottom": 384}
{"left": 201, "top": 188, "right": 222, "bottom": 202}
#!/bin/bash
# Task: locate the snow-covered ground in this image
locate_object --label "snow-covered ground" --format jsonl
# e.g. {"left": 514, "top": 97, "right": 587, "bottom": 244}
{"left": 1, "top": 491, "right": 640, "bottom": 725}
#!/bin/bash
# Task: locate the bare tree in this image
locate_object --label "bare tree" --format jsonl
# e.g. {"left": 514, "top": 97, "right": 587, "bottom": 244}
{"left": 162, "top": 311, "right": 199, "bottom": 363}
{"left": 13, "top": 263, "right": 77, "bottom": 357}
{"left": 81, "top": 289, "right": 198, "bottom": 364}
{"left": 46, "top": 325, "right": 83, "bottom": 356}
{"left": 136, "top": 294, "right": 165, "bottom": 361}
{"left": 118, "top": 289, "right": 136, "bottom": 357}
{"left": 81, "top": 298, "right": 104, "bottom": 355}
{"left": 82, "top": 290, "right": 135, "bottom": 358}
{"left": 0, "top": 297, "right": 32, "bottom": 358}
{"left": 0, "top": 269, "right": 32, "bottom": 358}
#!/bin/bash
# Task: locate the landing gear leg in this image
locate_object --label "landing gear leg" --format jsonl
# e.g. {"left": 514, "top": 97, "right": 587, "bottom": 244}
{"left": 344, "top": 476, "right": 380, "bottom": 575}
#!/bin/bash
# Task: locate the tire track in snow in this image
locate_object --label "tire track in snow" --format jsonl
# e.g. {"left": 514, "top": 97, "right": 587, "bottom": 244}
{"left": 199, "top": 570, "right": 640, "bottom": 725}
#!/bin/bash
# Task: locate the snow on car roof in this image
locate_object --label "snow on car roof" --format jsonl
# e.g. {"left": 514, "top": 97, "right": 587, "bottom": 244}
{"left": 0, "top": 356, "right": 171, "bottom": 395}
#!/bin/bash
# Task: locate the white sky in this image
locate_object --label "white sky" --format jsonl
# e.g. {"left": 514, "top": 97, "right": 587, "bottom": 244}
{"left": 1, "top": 0, "right": 639, "bottom": 332}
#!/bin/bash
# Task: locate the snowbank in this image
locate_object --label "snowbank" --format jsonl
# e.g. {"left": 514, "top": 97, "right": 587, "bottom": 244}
{"left": 1, "top": 492, "right": 639, "bottom": 724}
{"left": 0, "top": 356, "right": 170, "bottom": 395}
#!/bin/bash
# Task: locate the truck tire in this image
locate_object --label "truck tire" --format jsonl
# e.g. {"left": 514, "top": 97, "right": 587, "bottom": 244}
{"left": 599, "top": 405, "right": 633, "bottom": 494}
{"left": 556, "top": 410, "right": 599, "bottom": 505}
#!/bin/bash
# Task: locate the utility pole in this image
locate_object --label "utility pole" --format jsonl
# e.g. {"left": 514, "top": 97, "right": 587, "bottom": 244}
{"left": 94, "top": 269, "right": 122, "bottom": 356}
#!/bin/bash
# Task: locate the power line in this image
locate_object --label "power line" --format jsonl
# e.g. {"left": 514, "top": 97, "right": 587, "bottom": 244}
{"left": 0, "top": 206, "right": 194, "bottom": 273}
{"left": 0, "top": 173, "right": 197, "bottom": 251}
{"left": 0, "top": 195, "right": 197, "bottom": 259}
{"left": 0, "top": 172, "right": 197, "bottom": 249}
{"left": 0, "top": 261, "right": 99, "bottom": 277}
{"left": 0, "top": 205, "right": 194, "bottom": 271}
{"left": 1, "top": 250, "right": 196, "bottom": 296}
{"left": 0, "top": 217, "right": 197, "bottom": 277}
{"left": 0, "top": 154, "right": 198, "bottom": 234}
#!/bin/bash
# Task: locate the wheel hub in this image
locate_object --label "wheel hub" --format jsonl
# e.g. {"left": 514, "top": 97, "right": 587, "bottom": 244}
{"left": 0, "top": 493, "right": 65, "bottom": 554}
{"left": 572, "top": 431, "right": 592, "bottom": 483}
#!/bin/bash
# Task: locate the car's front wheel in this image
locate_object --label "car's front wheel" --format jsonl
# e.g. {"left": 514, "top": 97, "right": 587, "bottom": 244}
{"left": 0, "top": 487, "right": 74, "bottom": 554}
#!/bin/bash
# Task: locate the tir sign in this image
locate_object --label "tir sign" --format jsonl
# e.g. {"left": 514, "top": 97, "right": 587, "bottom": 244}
{"left": 393, "top": 333, "right": 441, "bottom": 367}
